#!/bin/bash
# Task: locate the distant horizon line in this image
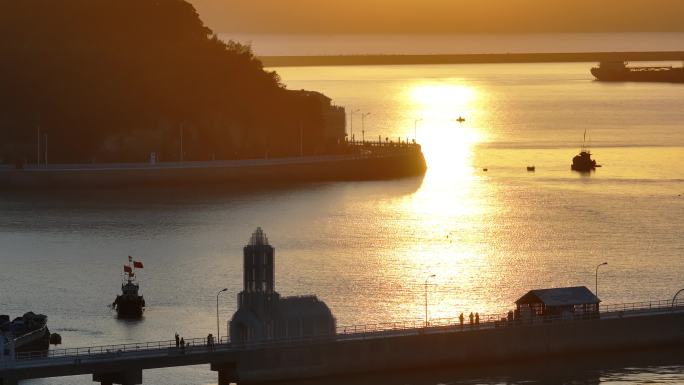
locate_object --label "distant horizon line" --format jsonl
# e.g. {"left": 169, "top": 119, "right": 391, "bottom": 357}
{"left": 259, "top": 51, "right": 684, "bottom": 67}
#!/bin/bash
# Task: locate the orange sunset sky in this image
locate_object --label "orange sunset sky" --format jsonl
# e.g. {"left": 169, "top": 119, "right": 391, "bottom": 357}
{"left": 190, "top": 0, "right": 684, "bottom": 34}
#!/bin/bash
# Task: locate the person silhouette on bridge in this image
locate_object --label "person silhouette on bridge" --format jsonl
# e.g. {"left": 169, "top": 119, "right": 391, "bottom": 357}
{"left": 175, "top": 333, "right": 180, "bottom": 348}
{"left": 475, "top": 312, "right": 480, "bottom": 325}
{"left": 459, "top": 313, "right": 464, "bottom": 328}
{"left": 180, "top": 337, "right": 185, "bottom": 353}
{"left": 469, "top": 312, "right": 474, "bottom": 326}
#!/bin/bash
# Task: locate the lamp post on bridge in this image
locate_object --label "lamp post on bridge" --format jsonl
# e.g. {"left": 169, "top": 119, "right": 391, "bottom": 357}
{"left": 673, "top": 288, "right": 684, "bottom": 308}
{"left": 349, "top": 109, "right": 360, "bottom": 143}
{"left": 361, "top": 112, "right": 371, "bottom": 143}
{"left": 216, "top": 288, "right": 228, "bottom": 342}
{"left": 595, "top": 262, "right": 607, "bottom": 299}
{"left": 424, "top": 274, "right": 436, "bottom": 327}
{"left": 414, "top": 118, "right": 423, "bottom": 142}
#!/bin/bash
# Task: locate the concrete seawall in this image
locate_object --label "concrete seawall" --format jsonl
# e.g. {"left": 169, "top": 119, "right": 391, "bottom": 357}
{"left": 0, "top": 151, "right": 426, "bottom": 188}
{"left": 215, "top": 311, "right": 684, "bottom": 384}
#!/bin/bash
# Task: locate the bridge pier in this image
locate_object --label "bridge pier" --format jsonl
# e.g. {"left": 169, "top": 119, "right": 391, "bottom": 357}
{"left": 92, "top": 370, "right": 142, "bottom": 385}
{"left": 211, "top": 362, "right": 239, "bottom": 385}
{"left": 0, "top": 375, "right": 19, "bottom": 385}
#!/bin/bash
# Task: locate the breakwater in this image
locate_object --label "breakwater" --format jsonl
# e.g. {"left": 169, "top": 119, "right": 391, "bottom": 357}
{"left": 0, "top": 146, "right": 426, "bottom": 188}
{"left": 260, "top": 51, "right": 684, "bottom": 67}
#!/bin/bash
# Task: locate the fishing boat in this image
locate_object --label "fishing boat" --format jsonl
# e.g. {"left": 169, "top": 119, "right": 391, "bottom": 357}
{"left": 112, "top": 257, "right": 146, "bottom": 319}
{"left": 571, "top": 130, "right": 600, "bottom": 172}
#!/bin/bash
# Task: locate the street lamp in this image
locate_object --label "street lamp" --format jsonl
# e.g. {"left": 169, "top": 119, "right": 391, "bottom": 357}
{"left": 179, "top": 122, "right": 185, "bottom": 162}
{"left": 672, "top": 288, "right": 684, "bottom": 308}
{"left": 361, "top": 112, "right": 371, "bottom": 143}
{"left": 595, "top": 262, "right": 607, "bottom": 298}
{"left": 414, "top": 118, "right": 423, "bottom": 142}
{"left": 216, "top": 288, "right": 228, "bottom": 342}
{"left": 424, "top": 274, "right": 436, "bottom": 327}
{"left": 349, "top": 109, "right": 360, "bottom": 142}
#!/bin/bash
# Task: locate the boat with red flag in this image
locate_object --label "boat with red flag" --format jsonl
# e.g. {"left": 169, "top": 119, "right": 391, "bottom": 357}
{"left": 112, "top": 256, "right": 146, "bottom": 319}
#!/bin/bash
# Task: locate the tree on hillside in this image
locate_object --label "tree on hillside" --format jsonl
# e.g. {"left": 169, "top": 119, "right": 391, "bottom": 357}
{"left": 0, "top": 0, "right": 344, "bottom": 164}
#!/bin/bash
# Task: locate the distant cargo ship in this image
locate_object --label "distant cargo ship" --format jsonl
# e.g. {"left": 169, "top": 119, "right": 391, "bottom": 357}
{"left": 591, "top": 61, "right": 684, "bottom": 83}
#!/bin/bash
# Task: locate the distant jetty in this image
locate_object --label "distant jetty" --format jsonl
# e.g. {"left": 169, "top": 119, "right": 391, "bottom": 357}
{"left": 0, "top": 143, "right": 426, "bottom": 188}
{"left": 260, "top": 51, "right": 684, "bottom": 67}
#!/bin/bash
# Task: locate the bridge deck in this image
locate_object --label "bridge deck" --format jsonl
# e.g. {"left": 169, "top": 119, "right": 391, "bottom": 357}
{"left": 2, "top": 299, "right": 683, "bottom": 384}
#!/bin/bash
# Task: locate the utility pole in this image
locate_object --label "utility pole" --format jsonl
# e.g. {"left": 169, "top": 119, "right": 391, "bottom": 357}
{"left": 361, "top": 112, "right": 371, "bottom": 144}
{"left": 414, "top": 118, "right": 423, "bottom": 142}
{"left": 179, "top": 123, "right": 184, "bottom": 162}
{"left": 37, "top": 125, "right": 41, "bottom": 166}
{"left": 595, "top": 262, "right": 608, "bottom": 298}
{"left": 349, "top": 109, "right": 360, "bottom": 143}
{"left": 216, "top": 288, "right": 227, "bottom": 342}
{"left": 424, "top": 274, "right": 436, "bottom": 327}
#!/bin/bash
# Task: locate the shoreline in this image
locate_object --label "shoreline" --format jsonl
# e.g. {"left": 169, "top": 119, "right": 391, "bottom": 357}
{"left": 260, "top": 51, "right": 684, "bottom": 67}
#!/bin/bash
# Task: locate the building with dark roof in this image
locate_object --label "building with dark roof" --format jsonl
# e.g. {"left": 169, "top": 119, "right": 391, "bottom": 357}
{"left": 229, "top": 228, "right": 336, "bottom": 343}
{"left": 515, "top": 286, "right": 600, "bottom": 321}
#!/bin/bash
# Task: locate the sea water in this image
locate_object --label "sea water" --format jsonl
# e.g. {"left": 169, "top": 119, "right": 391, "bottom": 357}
{"left": 1, "top": 62, "right": 683, "bottom": 384}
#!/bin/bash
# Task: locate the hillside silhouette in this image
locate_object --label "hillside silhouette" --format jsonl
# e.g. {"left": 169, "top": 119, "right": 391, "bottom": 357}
{"left": 0, "top": 0, "right": 345, "bottom": 164}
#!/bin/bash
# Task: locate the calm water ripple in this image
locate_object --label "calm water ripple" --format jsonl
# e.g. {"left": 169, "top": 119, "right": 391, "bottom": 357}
{"left": 2, "top": 62, "right": 683, "bottom": 384}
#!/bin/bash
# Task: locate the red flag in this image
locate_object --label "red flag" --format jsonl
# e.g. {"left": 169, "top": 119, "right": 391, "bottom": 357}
{"left": 128, "top": 256, "right": 133, "bottom": 262}
{"left": 133, "top": 261, "right": 144, "bottom": 269}
{"left": 124, "top": 265, "right": 132, "bottom": 273}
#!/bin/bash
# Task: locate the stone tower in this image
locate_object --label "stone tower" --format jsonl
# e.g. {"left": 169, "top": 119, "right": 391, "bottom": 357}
{"left": 243, "top": 227, "right": 275, "bottom": 294}
{"left": 230, "top": 227, "right": 335, "bottom": 343}
{"left": 231, "top": 228, "right": 280, "bottom": 342}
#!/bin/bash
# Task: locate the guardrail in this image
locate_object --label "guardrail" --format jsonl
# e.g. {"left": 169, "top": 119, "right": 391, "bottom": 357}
{"left": 11, "top": 298, "right": 684, "bottom": 362}
{"left": 601, "top": 299, "right": 678, "bottom": 313}
{"left": 13, "top": 335, "right": 230, "bottom": 361}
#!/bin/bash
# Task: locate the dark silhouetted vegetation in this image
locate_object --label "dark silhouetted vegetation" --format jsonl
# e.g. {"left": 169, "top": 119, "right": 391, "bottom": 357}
{"left": 0, "top": 0, "right": 345, "bottom": 164}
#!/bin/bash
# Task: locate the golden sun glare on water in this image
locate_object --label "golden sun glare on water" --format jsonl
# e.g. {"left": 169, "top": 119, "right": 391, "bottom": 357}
{"left": 407, "top": 83, "right": 483, "bottom": 169}
{"left": 395, "top": 82, "right": 495, "bottom": 320}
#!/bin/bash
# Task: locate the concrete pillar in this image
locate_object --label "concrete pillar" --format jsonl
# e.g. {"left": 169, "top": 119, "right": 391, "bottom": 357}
{"left": 0, "top": 375, "right": 19, "bottom": 385}
{"left": 211, "top": 362, "right": 238, "bottom": 385}
{"left": 92, "top": 370, "right": 142, "bottom": 385}
{"left": 217, "top": 369, "right": 236, "bottom": 385}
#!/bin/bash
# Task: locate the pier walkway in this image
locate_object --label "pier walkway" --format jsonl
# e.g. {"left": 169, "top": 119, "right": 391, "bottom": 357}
{"left": 2, "top": 299, "right": 683, "bottom": 385}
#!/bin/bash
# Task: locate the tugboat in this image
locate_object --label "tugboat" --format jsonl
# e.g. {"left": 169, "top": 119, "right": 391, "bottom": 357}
{"left": 571, "top": 130, "right": 600, "bottom": 172}
{"left": 112, "top": 256, "right": 145, "bottom": 319}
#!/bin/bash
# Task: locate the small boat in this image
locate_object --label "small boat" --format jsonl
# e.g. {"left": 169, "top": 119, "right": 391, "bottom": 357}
{"left": 526, "top": 166, "right": 535, "bottom": 172}
{"left": 112, "top": 257, "right": 146, "bottom": 319}
{"left": 1, "top": 312, "right": 55, "bottom": 354}
{"left": 455, "top": 116, "right": 466, "bottom": 123}
{"left": 571, "top": 130, "right": 600, "bottom": 172}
